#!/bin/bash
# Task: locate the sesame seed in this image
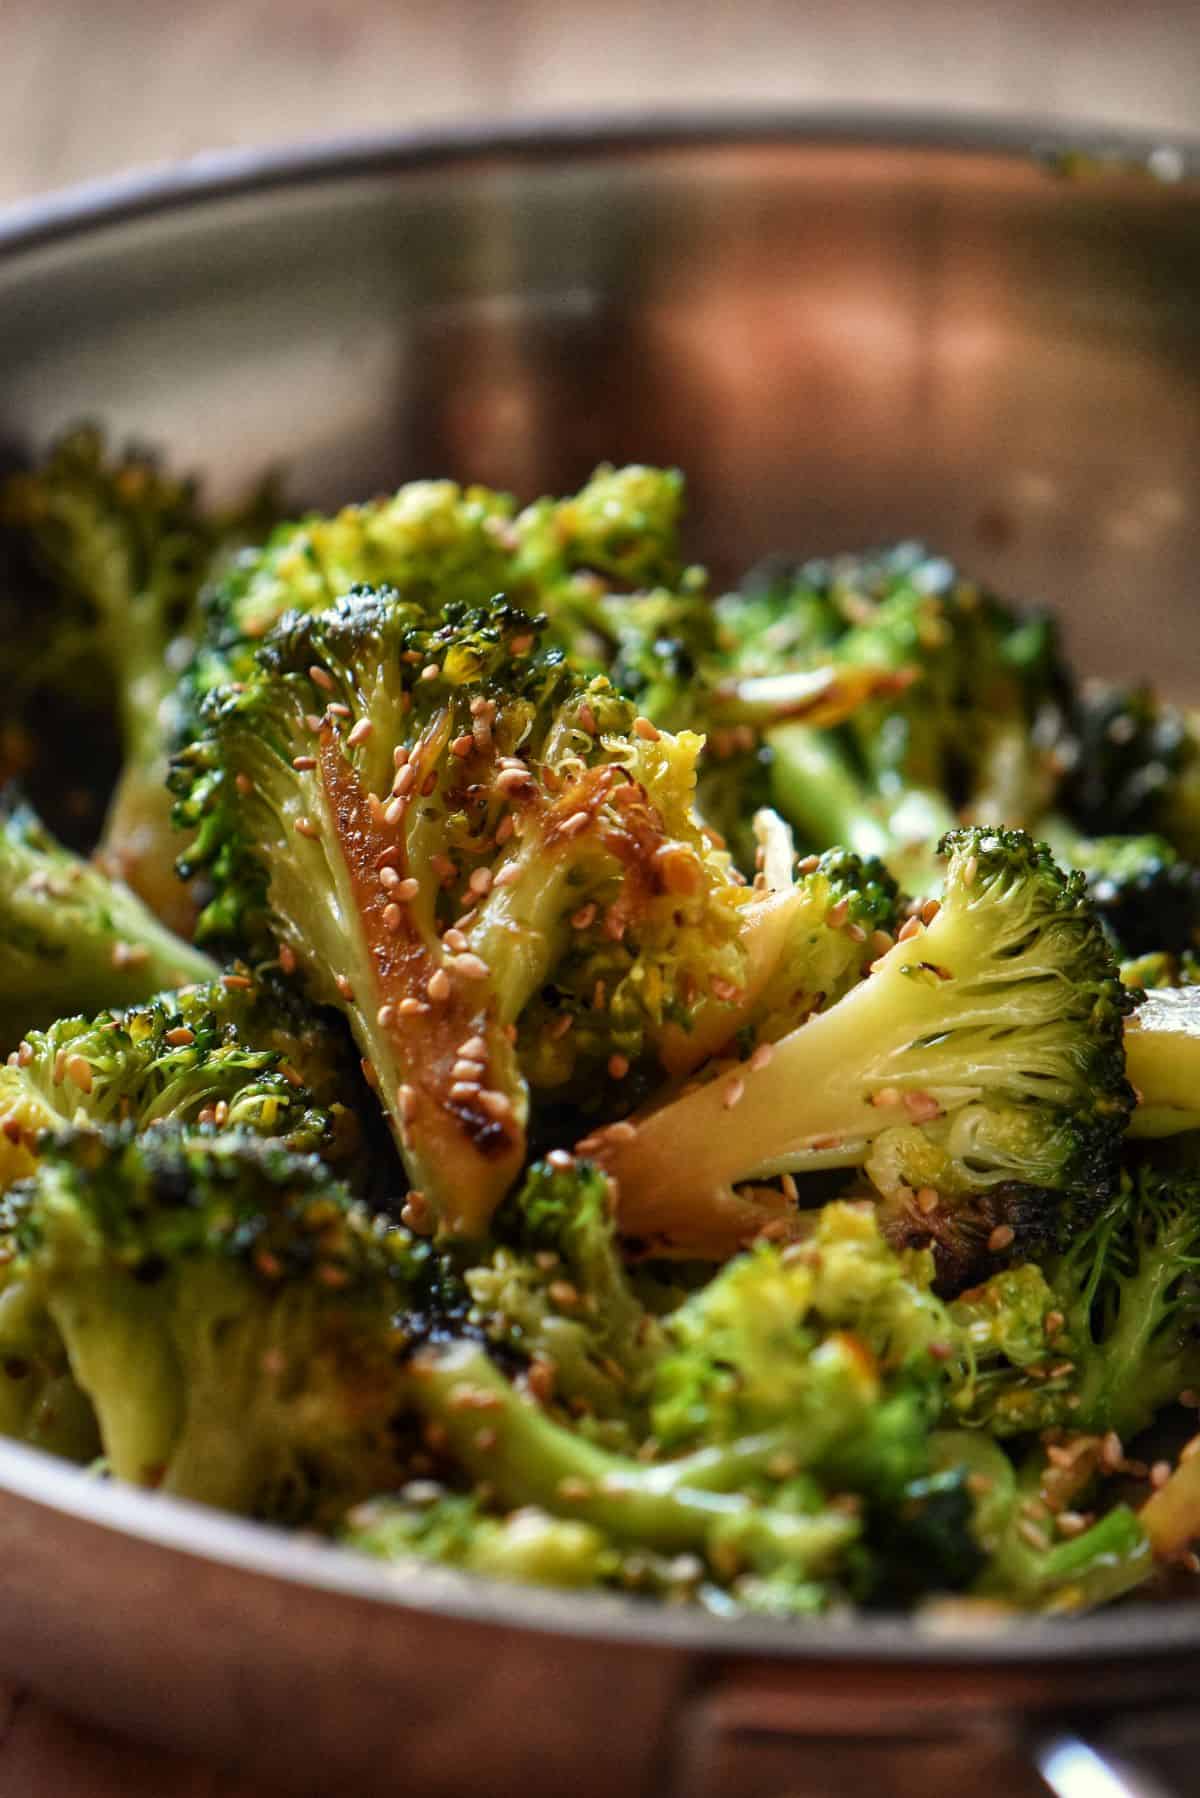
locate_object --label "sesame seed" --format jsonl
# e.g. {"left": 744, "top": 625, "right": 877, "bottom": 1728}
{"left": 608, "top": 1055, "right": 630, "bottom": 1080}
{"left": 380, "top": 866, "right": 400, "bottom": 891}
{"left": 292, "top": 755, "right": 317, "bottom": 771}
{"left": 1056, "top": 1511, "right": 1089, "bottom": 1538}
{"left": 781, "top": 1173, "right": 799, "bottom": 1201}
{"left": 420, "top": 664, "right": 440, "bottom": 682}
{"left": 221, "top": 974, "right": 253, "bottom": 991}
{"left": 916, "top": 1187, "right": 940, "bottom": 1216}
{"left": 235, "top": 772, "right": 254, "bottom": 796}
{"left": 427, "top": 968, "right": 451, "bottom": 1003}
{"left": 797, "top": 855, "right": 820, "bottom": 874}
{"left": 1045, "top": 1310, "right": 1064, "bottom": 1337}
{"left": 723, "top": 1076, "right": 745, "bottom": 1109}
{"left": 65, "top": 1055, "right": 93, "bottom": 1093}
{"left": 164, "top": 1027, "right": 195, "bottom": 1047}
{"left": 347, "top": 718, "right": 373, "bottom": 747}
{"left": 458, "top": 1035, "right": 488, "bottom": 1061}
{"left": 495, "top": 767, "right": 532, "bottom": 796}
{"left": 451, "top": 953, "right": 490, "bottom": 981}
{"left": 396, "top": 1085, "right": 417, "bottom": 1123}
{"left": 988, "top": 1224, "right": 1015, "bottom": 1253}
{"left": 579, "top": 704, "right": 597, "bottom": 736}
{"left": 921, "top": 898, "right": 942, "bottom": 924}
{"left": 294, "top": 816, "right": 319, "bottom": 839}
{"left": 452, "top": 1060, "right": 484, "bottom": 1082}
{"left": 477, "top": 1089, "right": 514, "bottom": 1121}
{"left": 898, "top": 916, "right": 923, "bottom": 942}
{"left": 559, "top": 810, "right": 591, "bottom": 838}
{"left": 826, "top": 897, "right": 849, "bottom": 928}
{"left": 1017, "top": 1519, "right": 1050, "bottom": 1552}
{"left": 395, "top": 877, "right": 420, "bottom": 901}
{"left": 468, "top": 866, "right": 492, "bottom": 897}
{"left": 846, "top": 922, "right": 867, "bottom": 943}
{"left": 401, "top": 1191, "right": 431, "bottom": 1234}
{"left": 450, "top": 1081, "right": 482, "bottom": 1100}
{"left": 748, "top": 1042, "right": 773, "bottom": 1073}
{"left": 214, "top": 1100, "right": 229, "bottom": 1127}
{"left": 335, "top": 975, "right": 354, "bottom": 1000}
{"left": 870, "top": 930, "right": 894, "bottom": 957}
{"left": 398, "top": 997, "right": 431, "bottom": 1017}
{"left": 1101, "top": 1431, "right": 1124, "bottom": 1471}
{"left": 309, "top": 665, "right": 335, "bottom": 692}
{"left": 549, "top": 1280, "right": 580, "bottom": 1309}
{"left": 871, "top": 1087, "right": 903, "bottom": 1108}
{"left": 492, "top": 863, "right": 521, "bottom": 888}
{"left": 384, "top": 797, "right": 406, "bottom": 827}
{"left": 903, "top": 1091, "right": 942, "bottom": 1123}
{"left": 443, "top": 927, "right": 469, "bottom": 953}
{"left": 382, "top": 903, "right": 403, "bottom": 932}
{"left": 495, "top": 814, "right": 515, "bottom": 845}
{"left": 633, "top": 717, "right": 660, "bottom": 741}
{"left": 549, "top": 1013, "right": 573, "bottom": 1040}
{"left": 962, "top": 855, "right": 979, "bottom": 887}
{"left": 1151, "top": 1460, "right": 1173, "bottom": 1490}
{"left": 278, "top": 944, "right": 297, "bottom": 975}
{"left": 526, "top": 1360, "right": 556, "bottom": 1402}
{"left": 450, "top": 733, "right": 474, "bottom": 759}
{"left": 377, "top": 1004, "right": 396, "bottom": 1028}
{"left": 392, "top": 763, "right": 417, "bottom": 797}
{"left": 304, "top": 713, "right": 324, "bottom": 732}
{"left": 571, "top": 903, "right": 597, "bottom": 930}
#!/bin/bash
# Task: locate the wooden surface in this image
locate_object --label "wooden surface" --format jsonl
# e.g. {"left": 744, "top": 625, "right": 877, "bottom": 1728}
{"left": 1, "top": 1, "right": 1199, "bottom": 1790}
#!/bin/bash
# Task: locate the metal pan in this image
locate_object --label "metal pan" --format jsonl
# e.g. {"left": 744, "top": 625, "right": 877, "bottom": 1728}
{"left": 1, "top": 115, "right": 1199, "bottom": 1795}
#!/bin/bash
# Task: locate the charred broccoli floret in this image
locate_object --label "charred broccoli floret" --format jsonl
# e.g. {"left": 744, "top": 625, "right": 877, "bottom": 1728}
{"left": 172, "top": 584, "right": 748, "bottom": 1237}
{"left": 1063, "top": 680, "right": 1200, "bottom": 860}
{"left": 1041, "top": 830, "right": 1200, "bottom": 961}
{"left": 3, "top": 1129, "right": 426, "bottom": 1522}
{"left": 593, "top": 829, "right": 1136, "bottom": 1274}
{"left": 0, "top": 975, "right": 355, "bottom": 1190}
{"left": 0, "top": 791, "right": 215, "bottom": 1044}
{"left": 0, "top": 426, "right": 273, "bottom": 927}
{"left": 718, "top": 546, "right": 1071, "bottom": 891}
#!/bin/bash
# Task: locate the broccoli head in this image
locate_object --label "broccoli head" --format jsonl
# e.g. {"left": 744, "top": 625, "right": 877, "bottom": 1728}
{"left": 1063, "top": 679, "right": 1200, "bottom": 860}
{"left": 0, "top": 974, "right": 356, "bottom": 1191}
{"left": 172, "top": 584, "right": 749, "bottom": 1237}
{"left": 346, "top": 1486, "right": 618, "bottom": 1591}
{"left": 4, "top": 1129, "right": 423, "bottom": 1522}
{"left": 0, "top": 790, "right": 215, "bottom": 1045}
{"left": 1042, "top": 830, "right": 1200, "bottom": 961}
{"left": 593, "top": 829, "right": 1136, "bottom": 1274}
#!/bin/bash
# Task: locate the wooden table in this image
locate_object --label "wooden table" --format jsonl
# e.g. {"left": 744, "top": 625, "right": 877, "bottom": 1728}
{"left": 2, "top": 0, "right": 1199, "bottom": 1788}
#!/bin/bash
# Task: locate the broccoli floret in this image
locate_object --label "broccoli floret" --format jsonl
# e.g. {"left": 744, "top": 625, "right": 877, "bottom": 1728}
{"left": 723, "top": 546, "right": 1071, "bottom": 891}
{"left": 0, "top": 426, "right": 273, "bottom": 929}
{"left": 0, "top": 791, "right": 215, "bottom": 1045}
{"left": 4, "top": 1129, "right": 425, "bottom": 1522}
{"left": 1042, "top": 830, "right": 1200, "bottom": 960}
{"left": 465, "top": 1158, "right": 659, "bottom": 1443}
{"left": 1063, "top": 680, "right": 1200, "bottom": 859}
{"left": 593, "top": 829, "right": 1136, "bottom": 1271}
{"left": 345, "top": 1487, "right": 618, "bottom": 1590}
{"left": 172, "top": 585, "right": 748, "bottom": 1237}
{"left": 0, "top": 974, "right": 355, "bottom": 1191}
{"left": 947, "top": 1163, "right": 1200, "bottom": 1442}
{"left": 0, "top": 1249, "right": 99, "bottom": 1462}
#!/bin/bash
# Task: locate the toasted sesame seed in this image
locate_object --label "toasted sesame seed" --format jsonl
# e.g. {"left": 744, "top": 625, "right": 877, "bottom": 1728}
{"left": 559, "top": 810, "right": 591, "bottom": 838}
{"left": 780, "top": 1173, "right": 799, "bottom": 1202}
{"left": 1045, "top": 1310, "right": 1065, "bottom": 1337}
{"left": 549, "top": 1279, "right": 580, "bottom": 1310}
{"left": 962, "top": 855, "right": 979, "bottom": 887}
{"left": 549, "top": 1013, "right": 573, "bottom": 1040}
{"left": 450, "top": 733, "right": 474, "bottom": 759}
{"left": 467, "top": 866, "right": 492, "bottom": 897}
{"left": 604, "top": 1120, "right": 638, "bottom": 1144}
{"left": 443, "top": 928, "right": 469, "bottom": 953}
{"left": 427, "top": 968, "right": 451, "bottom": 1003}
{"left": 398, "top": 997, "right": 431, "bottom": 1017}
{"left": 383, "top": 796, "right": 407, "bottom": 828}
{"left": 579, "top": 703, "right": 597, "bottom": 736}
{"left": 294, "top": 816, "right": 319, "bottom": 839}
{"left": 846, "top": 922, "right": 867, "bottom": 943}
{"left": 451, "top": 953, "right": 490, "bottom": 981}
{"left": 450, "top": 1081, "right": 482, "bottom": 1100}
{"left": 608, "top": 1055, "right": 630, "bottom": 1080}
{"left": 278, "top": 943, "right": 297, "bottom": 975}
{"left": 164, "top": 1027, "right": 195, "bottom": 1047}
{"left": 396, "top": 1085, "right": 417, "bottom": 1123}
{"left": 451, "top": 1059, "right": 484, "bottom": 1082}
{"left": 65, "top": 1054, "right": 93, "bottom": 1092}
{"left": 221, "top": 974, "right": 253, "bottom": 991}
{"left": 347, "top": 718, "right": 373, "bottom": 747}
{"left": 1056, "top": 1511, "right": 1089, "bottom": 1538}
{"left": 335, "top": 975, "right": 355, "bottom": 1000}
{"left": 1151, "top": 1460, "right": 1173, "bottom": 1490}
{"left": 1017, "top": 1519, "right": 1050, "bottom": 1552}
{"left": 633, "top": 716, "right": 660, "bottom": 741}
{"left": 748, "top": 1042, "right": 774, "bottom": 1073}
{"left": 871, "top": 1086, "right": 903, "bottom": 1108}
{"left": 304, "top": 713, "right": 324, "bottom": 733}
{"left": 921, "top": 898, "right": 942, "bottom": 924}
{"left": 402, "top": 1192, "right": 432, "bottom": 1234}
{"left": 235, "top": 771, "right": 254, "bottom": 796}
{"left": 495, "top": 814, "right": 515, "bottom": 845}
{"left": 492, "top": 862, "right": 521, "bottom": 888}
{"left": 903, "top": 1091, "right": 942, "bottom": 1123}
{"left": 1101, "top": 1431, "right": 1124, "bottom": 1471}
{"left": 477, "top": 1089, "right": 514, "bottom": 1121}
{"left": 380, "top": 866, "right": 400, "bottom": 891}
{"left": 526, "top": 1359, "right": 556, "bottom": 1403}
{"left": 377, "top": 1004, "right": 396, "bottom": 1028}
{"left": 723, "top": 1076, "right": 745, "bottom": 1110}
{"left": 457, "top": 1035, "right": 488, "bottom": 1062}
{"left": 988, "top": 1224, "right": 1015, "bottom": 1253}
{"left": 826, "top": 897, "right": 850, "bottom": 928}
{"left": 571, "top": 903, "right": 597, "bottom": 930}
{"left": 916, "top": 1187, "right": 940, "bottom": 1216}
{"left": 309, "top": 665, "right": 335, "bottom": 692}
{"left": 214, "top": 1099, "right": 229, "bottom": 1127}
{"left": 292, "top": 754, "right": 317, "bottom": 771}
{"left": 394, "top": 876, "right": 420, "bottom": 901}
{"left": 420, "top": 664, "right": 441, "bottom": 682}
{"left": 898, "top": 916, "right": 923, "bottom": 942}
{"left": 495, "top": 767, "right": 532, "bottom": 796}
{"left": 382, "top": 903, "right": 403, "bottom": 932}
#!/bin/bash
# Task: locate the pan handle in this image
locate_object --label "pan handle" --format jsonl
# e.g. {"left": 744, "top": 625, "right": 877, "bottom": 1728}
{"left": 1034, "top": 1731, "right": 1177, "bottom": 1798}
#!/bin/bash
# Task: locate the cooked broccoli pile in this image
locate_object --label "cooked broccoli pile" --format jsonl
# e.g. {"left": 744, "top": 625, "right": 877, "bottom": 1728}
{"left": 4, "top": 432, "right": 1200, "bottom": 1623}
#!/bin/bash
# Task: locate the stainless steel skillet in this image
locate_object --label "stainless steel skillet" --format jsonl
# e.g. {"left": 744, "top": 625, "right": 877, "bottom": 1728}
{"left": 1, "top": 115, "right": 1199, "bottom": 1796}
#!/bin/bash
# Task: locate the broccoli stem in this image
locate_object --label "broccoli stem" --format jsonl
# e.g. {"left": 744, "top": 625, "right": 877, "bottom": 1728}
{"left": 1125, "top": 988, "right": 1200, "bottom": 1138}
{"left": 404, "top": 1339, "right": 864, "bottom": 1565}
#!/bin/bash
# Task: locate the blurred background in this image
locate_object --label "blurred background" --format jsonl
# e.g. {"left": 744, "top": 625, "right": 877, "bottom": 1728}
{"left": 3, "top": 0, "right": 1199, "bottom": 206}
